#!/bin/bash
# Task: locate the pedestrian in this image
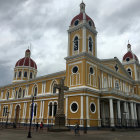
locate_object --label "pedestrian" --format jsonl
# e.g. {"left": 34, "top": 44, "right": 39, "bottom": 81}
{"left": 36, "top": 122, "right": 39, "bottom": 131}
{"left": 74, "top": 124, "right": 77, "bottom": 136}
{"left": 40, "top": 122, "right": 43, "bottom": 131}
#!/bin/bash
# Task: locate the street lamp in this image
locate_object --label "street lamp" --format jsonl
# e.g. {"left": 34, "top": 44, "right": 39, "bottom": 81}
{"left": 27, "top": 94, "right": 36, "bottom": 138}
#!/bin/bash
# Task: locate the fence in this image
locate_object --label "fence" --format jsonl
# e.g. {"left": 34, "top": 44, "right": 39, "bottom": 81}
{"left": 0, "top": 117, "right": 140, "bottom": 129}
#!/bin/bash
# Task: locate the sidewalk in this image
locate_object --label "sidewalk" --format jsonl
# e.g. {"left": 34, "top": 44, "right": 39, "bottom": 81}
{"left": 0, "top": 128, "right": 140, "bottom": 140}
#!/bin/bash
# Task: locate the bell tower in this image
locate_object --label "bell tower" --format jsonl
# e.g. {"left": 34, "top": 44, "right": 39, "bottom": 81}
{"left": 65, "top": 2, "right": 98, "bottom": 89}
{"left": 67, "top": 2, "right": 97, "bottom": 57}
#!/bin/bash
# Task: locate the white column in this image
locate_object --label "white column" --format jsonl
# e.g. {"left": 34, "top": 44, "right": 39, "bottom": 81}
{"left": 65, "top": 96, "right": 68, "bottom": 125}
{"left": 81, "top": 96, "right": 83, "bottom": 126}
{"left": 134, "top": 103, "right": 137, "bottom": 120}
{"left": 82, "top": 26, "right": 86, "bottom": 52}
{"left": 24, "top": 102, "right": 27, "bottom": 119}
{"left": 97, "top": 97, "right": 101, "bottom": 127}
{"left": 126, "top": 102, "right": 130, "bottom": 119}
{"left": 40, "top": 101, "right": 42, "bottom": 118}
{"left": 86, "top": 96, "right": 89, "bottom": 126}
{"left": 117, "top": 100, "right": 121, "bottom": 119}
{"left": 130, "top": 102, "right": 135, "bottom": 120}
{"left": 42, "top": 101, "right": 44, "bottom": 118}
{"left": 47, "top": 103, "right": 49, "bottom": 124}
{"left": 9, "top": 104, "right": 13, "bottom": 119}
{"left": 109, "top": 98, "right": 114, "bottom": 127}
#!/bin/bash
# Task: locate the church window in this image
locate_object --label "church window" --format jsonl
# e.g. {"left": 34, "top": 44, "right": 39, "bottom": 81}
{"left": 53, "top": 102, "right": 57, "bottom": 116}
{"left": 18, "top": 71, "right": 21, "bottom": 77}
{"left": 70, "top": 102, "right": 78, "bottom": 113}
{"left": 88, "top": 37, "right": 93, "bottom": 52}
{"left": 90, "top": 103, "right": 96, "bottom": 113}
{"left": 74, "top": 20, "right": 79, "bottom": 26}
{"left": 114, "top": 64, "right": 119, "bottom": 72}
{"left": 34, "top": 104, "right": 37, "bottom": 117}
{"left": 18, "top": 88, "right": 22, "bottom": 98}
{"left": 115, "top": 80, "right": 119, "bottom": 90}
{"left": 103, "top": 77, "right": 108, "bottom": 88}
{"left": 49, "top": 102, "right": 52, "bottom": 116}
{"left": 6, "top": 91, "right": 9, "bottom": 100}
{"left": 72, "top": 66, "right": 78, "bottom": 74}
{"left": 127, "top": 68, "right": 132, "bottom": 76}
{"left": 3, "top": 106, "right": 8, "bottom": 116}
{"left": 23, "top": 89, "right": 25, "bottom": 98}
{"left": 51, "top": 81, "right": 57, "bottom": 94}
{"left": 73, "top": 36, "right": 79, "bottom": 51}
{"left": 90, "top": 67, "right": 94, "bottom": 74}
{"left": 89, "top": 21, "right": 92, "bottom": 26}
{"left": 34, "top": 86, "right": 38, "bottom": 97}
{"left": 126, "top": 57, "right": 130, "bottom": 62}
{"left": 30, "top": 72, "right": 32, "bottom": 79}
{"left": 24, "top": 72, "right": 27, "bottom": 77}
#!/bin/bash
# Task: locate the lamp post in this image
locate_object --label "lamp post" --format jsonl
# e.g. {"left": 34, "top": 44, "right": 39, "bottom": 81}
{"left": 27, "top": 94, "right": 35, "bottom": 138}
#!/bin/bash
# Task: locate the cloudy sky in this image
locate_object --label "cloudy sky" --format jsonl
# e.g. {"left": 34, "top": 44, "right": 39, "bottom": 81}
{"left": 0, "top": 0, "right": 140, "bottom": 86}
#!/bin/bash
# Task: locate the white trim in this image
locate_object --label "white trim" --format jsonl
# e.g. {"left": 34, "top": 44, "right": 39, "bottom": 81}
{"left": 70, "top": 101, "right": 79, "bottom": 113}
{"left": 67, "top": 32, "right": 70, "bottom": 56}
{"left": 65, "top": 96, "right": 68, "bottom": 122}
{"left": 81, "top": 96, "right": 83, "bottom": 119}
{"left": 86, "top": 96, "right": 89, "bottom": 119}
{"left": 95, "top": 35, "right": 97, "bottom": 57}
{"left": 90, "top": 102, "right": 96, "bottom": 114}
{"left": 39, "top": 101, "right": 42, "bottom": 118}
{"left": 82, "top": 26, "right": 86, "bottom": 52}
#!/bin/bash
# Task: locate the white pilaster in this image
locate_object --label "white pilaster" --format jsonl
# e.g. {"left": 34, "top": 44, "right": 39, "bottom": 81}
{"left": 65, "top": 96, "right": 68, "bottom": 125}
{"left": 109, "top": 98, "right": 114, "bottom": 127}
{"left": 42, "top": 101, "right": 44, "bottom": 118}
{"left": 117, "top": 100, "right": 121, "bottom": 119}
{"left": 82, "top": 26, "right": 86, "bottom": 52}
{"left": 86, "top": 96, "right": 89, "bottom": 127}
{"left": 40, "top": 101, "right": 42, "bottom": 118}
{"left": 97, "top": 97, "right": 101, "bottom": 127}
{"left": 134, "top": 64, "right": 138, "bottom": 81}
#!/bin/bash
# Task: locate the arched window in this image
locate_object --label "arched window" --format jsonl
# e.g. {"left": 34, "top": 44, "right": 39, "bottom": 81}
{"left": 6, "top": 91, "right": 9, "bottom": 100}
{"left": 53, "top": 102, "right": 57, "bottom": 116}
{"left": 127, "top": 68, "right": 132, "bottom": 76}
{"left": 34, "top": 104, "right": 37, "bottom": 117}
{"left": 115, "top": 80, "right": 119, "bottom": 90}
{"left": 88, "top": 37, "right": 93, "bottom": 52}
{"left": 73, "top": 36, "right": 79, "bottom": 51}
{"left": 33, "top": 86, "right": 38, "bottom": 96}
{"left": 30, "top": 72, "right": 32, "bottom": 79}
{"left": 104, "top": 77, "right": 108, "bottom": 88}
{"left": 3, "top": 106, "right": 8, "bottom": 116}
{"left": 18, "top": 71, "right": 21, "bottom": 77}
{"left": 24, "top": 72, "right": 27, "bottom": 77}
{"left": 18, "top": 88, "right": 22, "bottom": 98}
{"left": 49, "top": 102, "right": 52, "bottom": 116}
{"left": 51, "top": 81, "right": 57, "bottom": 94}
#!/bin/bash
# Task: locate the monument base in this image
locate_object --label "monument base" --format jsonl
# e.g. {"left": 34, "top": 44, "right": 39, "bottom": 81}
{"left": 48, "top": 114, "right": 70, "bottom": 132}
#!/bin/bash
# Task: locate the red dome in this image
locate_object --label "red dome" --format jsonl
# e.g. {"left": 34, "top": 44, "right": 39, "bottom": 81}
{"left": 123, "top": 51, "right": 138, "bottom": 61}
{"left": 15, "top": 57, "right": 37, "bottom": 69}
{"left": 71, "top": 12, "right": 95, "bottom": 27}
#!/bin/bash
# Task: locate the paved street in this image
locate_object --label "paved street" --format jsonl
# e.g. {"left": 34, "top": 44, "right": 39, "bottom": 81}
{"left": 0, "top": 128, "right": 140, "bottom": 140}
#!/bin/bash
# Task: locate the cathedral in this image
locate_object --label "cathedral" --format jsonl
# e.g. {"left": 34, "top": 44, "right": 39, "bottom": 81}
{"left": 0, "top": 2, "right": 140, "bottom": 128}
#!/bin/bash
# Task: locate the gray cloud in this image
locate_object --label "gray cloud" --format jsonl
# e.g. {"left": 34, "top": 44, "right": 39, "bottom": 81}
{"left": 0, "top": 0, "right": 140, "bottom": 86}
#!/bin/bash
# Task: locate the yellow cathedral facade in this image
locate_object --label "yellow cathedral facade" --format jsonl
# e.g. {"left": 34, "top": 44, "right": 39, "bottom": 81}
{"left": 0, "top": 2, "right": 140, "bottom": 128}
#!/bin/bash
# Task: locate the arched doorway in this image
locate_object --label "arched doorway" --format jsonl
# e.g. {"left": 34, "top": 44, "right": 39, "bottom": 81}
{"left": 15, "top": 105, "right": 20, "bottom": 124}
